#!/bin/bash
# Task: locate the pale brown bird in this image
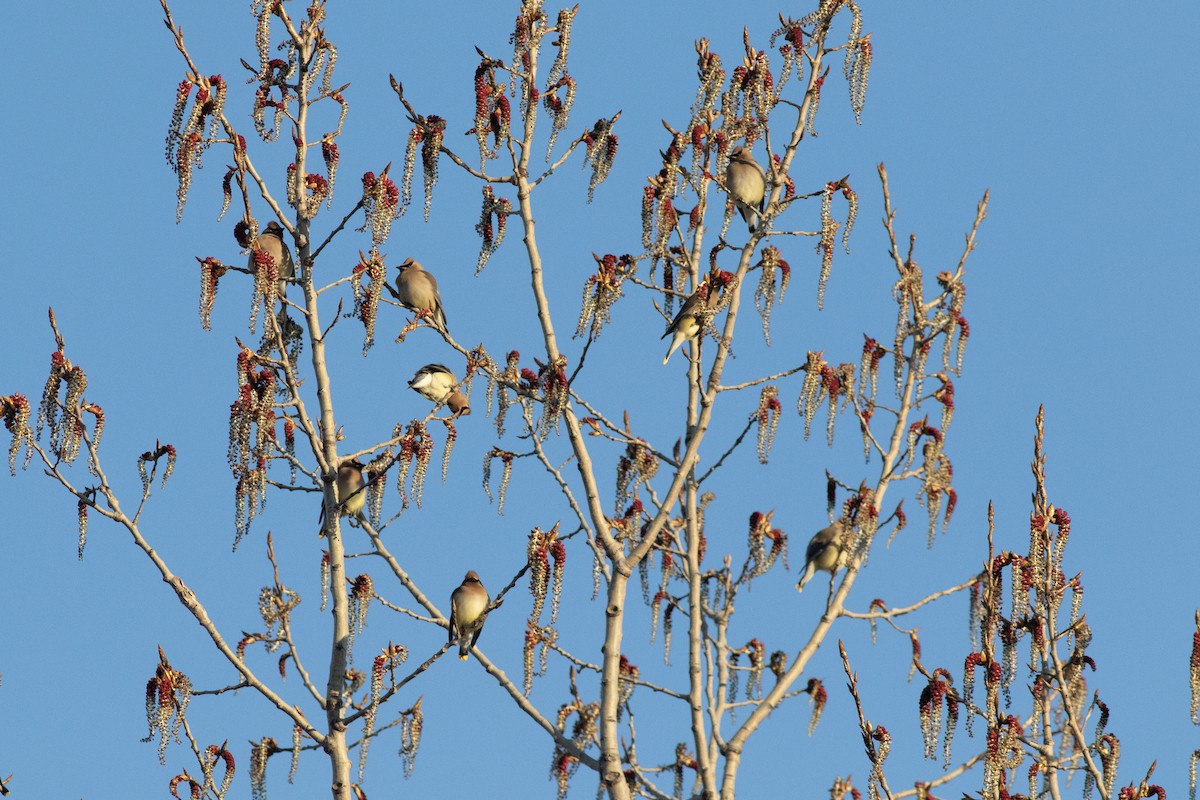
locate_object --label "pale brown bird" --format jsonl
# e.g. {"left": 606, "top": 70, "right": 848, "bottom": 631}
{"left": 449, "top": 570, "right": 489, "bottom": 660}
{"left": 249, "top": 220, "right": 295, "bottom": 299}
{"left": 337, "top": 458, "right": 367, "bottom": 520}
{"left": 796, "top": 521, "right": 850, "bottom": 593}
{"left": 444, "top": 391, "right": 471, "bottom": 418}
{"left": 662, "top": 290, "right": 708, "bottom": 365}
{"left": 317, "top": 457, "right": 367, "bottom": 536}
{"left": 390, "top": 258, "right": 448, "bottom": 331}
{"left": 726, "top": 145, "right": 766, "bottom": 234}
{"left": 408, "top": 364, "right": 471, "bottom": 417}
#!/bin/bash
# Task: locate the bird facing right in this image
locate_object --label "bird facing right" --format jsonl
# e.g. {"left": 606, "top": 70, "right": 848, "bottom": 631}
{"left": 318, "top": 457, "right": 367, "bottom": 536}
{"left": 408, "top": 363, "right": 471, "bottom": 417}
{"left": 391, "top": 257, "right": 448, "bottom": 332}
{"left": 337, "top": 458, "right": 367, "bottom": 520}
{"left": 726, "top": 145, "right": 767, "bottom": 235}
{"left": 795, "top": 521, "right": 850, "bottom": 593}
{"left": 449, "top": 570, "right": 489, "bottom": 660}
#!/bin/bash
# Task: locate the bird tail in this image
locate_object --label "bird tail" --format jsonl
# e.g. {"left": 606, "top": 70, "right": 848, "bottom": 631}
{"left": 458, "top": 644, "right": 471, "bottom": 660}
{"left": 663, "top": 335, "right": 682, "bottom": 365}
{"left": 738, "top": 203, "right": 760, "bottom": 235}
{"left": 796, "top": 562, "right": 816, "bottom": 593}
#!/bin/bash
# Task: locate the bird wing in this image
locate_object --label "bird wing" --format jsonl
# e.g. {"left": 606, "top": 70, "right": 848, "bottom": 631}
{"left": 663, "top": 293, "right": 703, "bottom": 338}
{"left": 448, "top": 588, "right": 463, "bottom": 641}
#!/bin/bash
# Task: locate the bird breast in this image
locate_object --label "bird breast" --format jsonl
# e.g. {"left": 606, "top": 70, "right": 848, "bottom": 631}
{"left": 811, "top": 544, "right": 841, "bottom": 571}
{"left": 456, "top": 591, "right": 488, "bottom": 627}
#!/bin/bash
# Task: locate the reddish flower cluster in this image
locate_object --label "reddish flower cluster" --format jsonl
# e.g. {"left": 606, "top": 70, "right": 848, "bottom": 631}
{"left": 483, "top": 446, "right": 516, "bottom": 513}
{"left": 919, "top": 668, "right": 958, "bottom": 763}
{"left": 528, "top": 525, "right": 567, "bottom": 625}
{"left": 475, "top": 185, "right": 513, "bottom": 273}
{"left": 1, "top": 393, "right": 33, "bottom": 475}
{"left": 228, "top": 349, "right": 278, "bottom": 547}
{"left": 472, "top": 57, "right": 510, "bottom": 161}
{"left": 755, "top": 385, "right": 782, "bottom": 463}
{"left": 747, "top": 510, "right": 787, "bottom": 579}
{"left": 754, "top": 246, "right": 792, "bottom": 344}
{"left": 615, "top": 438, "right": 658, "bottom": 514}
{"left": 393, "top": 421, "right": 434, "bottom": 509}
{"left": 350, "top": 250, "right": 387, "bottom": 354}
{"left": 144, "top": 648, "right": 193, "bottom": 765}
{"left": 361, "top": 169, "right": 401, "bottom": 245}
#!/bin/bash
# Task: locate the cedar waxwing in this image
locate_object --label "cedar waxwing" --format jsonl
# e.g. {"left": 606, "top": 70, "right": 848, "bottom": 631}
{"left": 317, "top": 457, "right": 366, "bottom": 536}
{"left": 796, "top": 521, "right": 850, "bottom": 593}
{"left": 444, "top": 391, "right": 471, "bottom": 418}
{"left": 249, "top": 220, "right": 295, "bottom": 299}
{"left": 408, "top": 364, "right": 472, "bottom": 417}
{"left": 390, "top": 258, "right": 448, "bottom": 331}
{"left": 337, "top": 458, "right": 367, "bottom": 519}
{"left": 662, "top": 291, "right": 708, "bottom": 365}
{"left": 449, "top": 570, "right": 489, "bottom": 660}
{"left": 726, "top": 145, "right": 766, "bottom": 235}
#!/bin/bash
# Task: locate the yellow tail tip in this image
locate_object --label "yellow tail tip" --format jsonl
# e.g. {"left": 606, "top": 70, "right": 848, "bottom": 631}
{"left": 458, "top": 654, "right": 469, "bottom": 661}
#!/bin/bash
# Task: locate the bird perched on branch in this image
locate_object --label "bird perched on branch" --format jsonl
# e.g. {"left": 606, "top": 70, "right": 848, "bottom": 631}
{"left": 796, "top": 521, "right": 850, "bottom": 593}
{"left": 726, "top": 145, "right": 766, "bottom": 235}
{"left": 449, "top": 570, "right": 489, "bottom": 660}
{"left": 662, "top": 290, "right": 709, "bottom": 365}
{"left": 249, "top": 220, "right": 295, "bottom": 300}
{"left": 408, "top": 363, "right": 471, "bottom": 417}
{"left": 337, "top": 458, "right": 367, "bottom": 520}
{"left": 318, "top": 457, "right": 366, "bottom": 535}
{"left": 389, "top": 257, "right": 448, "bottom": 331}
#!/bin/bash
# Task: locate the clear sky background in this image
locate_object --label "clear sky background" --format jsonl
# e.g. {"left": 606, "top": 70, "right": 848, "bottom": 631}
{"left": 2, "top": 1, "right": 1197, "bottom": 798}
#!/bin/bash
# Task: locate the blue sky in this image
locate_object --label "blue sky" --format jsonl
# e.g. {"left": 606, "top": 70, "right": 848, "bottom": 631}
{"left": 2, "top": 1, "right": 1197, "bottom": 798}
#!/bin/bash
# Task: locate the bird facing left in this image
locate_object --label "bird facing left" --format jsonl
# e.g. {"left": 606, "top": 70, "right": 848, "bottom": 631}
{"left": 318, "top": 458, "right": 367, "bottom": 536}
{"left": 390, "top": 257, "right": 448, "bottom": 332}
{"left": 248, "top": 220, "right": 295, "bottom": 300}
